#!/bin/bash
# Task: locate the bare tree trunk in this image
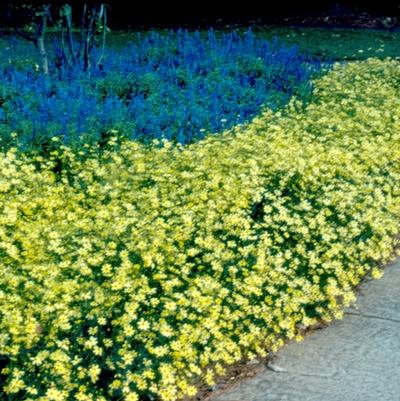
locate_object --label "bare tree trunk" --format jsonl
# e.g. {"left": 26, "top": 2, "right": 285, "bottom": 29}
{"left": 77, "top": 3, "right": 87, "bottom": 62}
{"left": 6, "top": 4, "right": 50, "bottom": 75}
{"left": 83, "top": 35, "right": 91, "bottom": 71}
{"left": 96, "top": 4, "right": 107, "bottom": 67}
{"left": 83, "top": 6, "right": 97, "bottom": 71}
{"left": 37, "top": 36, "right": 49, "bottom": 75}
{"left": 9, "top": 3, "right": 109, "bottom": 74}
{"left": 6, "top": 3, "right": 50, "bottom": 75}
{"left": 59, "top": 3, "right": 108, "bottom": 72}
{"left": 36, "top": 6, "right": 50, "bottom": 75}
{"left": 62, "top": 4, "right": 76, "bottom": 64}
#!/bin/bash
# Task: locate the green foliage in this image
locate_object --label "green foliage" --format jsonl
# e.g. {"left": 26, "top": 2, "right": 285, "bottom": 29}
{"left": 254, "top": 26, "right": 400, "bottom": 61}
{"left": 0, "top": 58, "right": 399, "bottom": 401}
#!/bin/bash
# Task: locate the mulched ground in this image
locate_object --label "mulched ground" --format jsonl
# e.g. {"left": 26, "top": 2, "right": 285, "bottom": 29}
{"left": 200, "top": 13, "right": 400, "bottom": 31}
{"left": 251, "top": 13, "right": 399, "bottom": 29}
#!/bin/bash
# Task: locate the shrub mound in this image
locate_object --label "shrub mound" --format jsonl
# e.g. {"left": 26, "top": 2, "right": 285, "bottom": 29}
{"left": 1, "top": 58, "right": 400, "bottom": 401}
{"left": 0, "top": 29, "right": 320, "bottom": 153}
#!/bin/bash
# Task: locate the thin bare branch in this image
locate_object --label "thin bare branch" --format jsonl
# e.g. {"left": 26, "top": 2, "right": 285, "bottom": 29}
{"left": 62, "top": 4, "right": 76, "bottom": 64}
{"left": 13, "top": 26, "right": 36, "bottom": 43}
{"left": 5, "top": 5, "right": 36, "bottom": 43}
{"left": 61, "top": 24, "right": 73, "bottom": 68}
{"left": 76, "top": 3, "right": 87, "bottom": 61}
{"left": 96, "top": 4, "right": 107, "bottom": 66}
{"left": 83, "top": 5, "right": 98, "bottom": 71}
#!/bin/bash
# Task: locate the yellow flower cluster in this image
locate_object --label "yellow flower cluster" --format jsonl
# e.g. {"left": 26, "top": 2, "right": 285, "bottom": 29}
{"left": 1, "top": 58, "right": 400, "bottom": 401}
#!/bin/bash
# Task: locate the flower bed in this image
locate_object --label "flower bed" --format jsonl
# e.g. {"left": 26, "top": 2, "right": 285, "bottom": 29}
{"left": 0, "top": 58, "right": 399, "bottom": 401}
{"left": 0, "top": 29, "right": 320, "bottom": 153}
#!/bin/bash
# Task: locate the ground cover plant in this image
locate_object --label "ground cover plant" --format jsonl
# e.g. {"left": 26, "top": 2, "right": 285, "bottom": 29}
{"left": 0, "top": 29, "right": 320, "bottom": 153}
{"left": 254, "top": 26, "right": 400, "bottom": 61}
{"left": 0, "top": 57, "right": 399, "bottom": 401}
{"left": 107, "top": 26, "right": 400, "bottom": 62}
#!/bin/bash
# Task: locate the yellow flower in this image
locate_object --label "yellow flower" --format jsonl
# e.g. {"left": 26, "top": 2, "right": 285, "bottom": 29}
{"left": 138, "top": 318, "right": 150, "bottom": 331}
{"left": 1, "top": 57, "right": 400, "bottom": 401}
{"left": 88, "top": 364, "right": 101, "bottom": 383}
{"left": 371, "top": 268, "right": 384, "bottom": 279}
{"left": 125, "top": 393, "right": 139, "bottom": 401}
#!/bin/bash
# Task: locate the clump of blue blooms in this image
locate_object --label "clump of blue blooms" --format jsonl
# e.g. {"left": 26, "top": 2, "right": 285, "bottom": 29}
{"left": 0, "top": 29, "right": 322, "bottom": 152}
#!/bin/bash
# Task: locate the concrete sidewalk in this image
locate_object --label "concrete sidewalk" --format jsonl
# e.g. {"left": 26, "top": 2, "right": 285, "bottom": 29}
{"left": 208, "top": 259, "right": 400, "bottom": 401}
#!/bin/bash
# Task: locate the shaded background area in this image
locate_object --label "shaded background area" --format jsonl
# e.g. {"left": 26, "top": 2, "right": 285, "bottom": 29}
{"left": 105, "top": 1, "right": 400, "bottom": 29}
{"left": 0, "top": 1, "right": 399, "bottom": 29}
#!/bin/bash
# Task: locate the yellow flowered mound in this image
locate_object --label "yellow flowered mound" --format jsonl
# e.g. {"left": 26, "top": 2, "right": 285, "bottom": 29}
{"left": 1, "top": 58, "right": 400, "bottom": 401}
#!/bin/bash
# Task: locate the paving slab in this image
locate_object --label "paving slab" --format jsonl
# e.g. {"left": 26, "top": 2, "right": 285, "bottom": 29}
{"left": 208, "top": 259, "right": 400, "bottom": 401}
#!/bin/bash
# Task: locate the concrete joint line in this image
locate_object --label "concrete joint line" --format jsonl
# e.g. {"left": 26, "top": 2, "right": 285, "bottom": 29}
{"left": 344, "top": 311, "right": 400, "bottom": 325}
